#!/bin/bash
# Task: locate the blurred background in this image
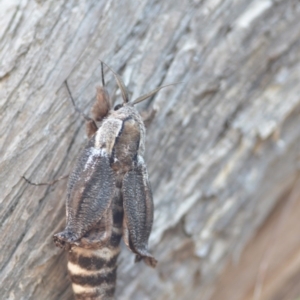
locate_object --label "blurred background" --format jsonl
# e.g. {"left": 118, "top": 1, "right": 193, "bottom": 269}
{"left": 0, "top": 0, "right": 300, "bottom": 299}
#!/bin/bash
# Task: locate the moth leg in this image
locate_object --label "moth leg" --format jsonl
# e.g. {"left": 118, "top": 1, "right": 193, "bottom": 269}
{"left": 122, "top": 156, "right": 157, "bottom": 267}
{"left": 84, "top": 85, "right": 110, "bottom": 139}
{"left": 87, "top": 63, "right": 112, "bottom": 137}
{"left": 22, "top": 174, "right": 69, "bottom": 186}
{"left": 90, "top": 62, "right": 111, "bottom": 122}
{"left": 64, "top": 81, "right": 98, "bottom": 138}
{"left": 140, "top": 107, "right": 157, "bottom": 128}
{"left": 86, "top": 120, "right": 98, "bottom": 139}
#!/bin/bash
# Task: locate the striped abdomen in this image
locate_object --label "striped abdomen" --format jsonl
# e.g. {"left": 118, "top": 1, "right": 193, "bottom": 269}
{"left": 68, "top": 246, "right": 120, "bottom": 300}
{"left": 68, "top": 188, "right": 123, "bottom": 300}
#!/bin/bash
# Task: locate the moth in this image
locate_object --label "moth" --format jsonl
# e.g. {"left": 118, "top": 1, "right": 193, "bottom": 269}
{"left": 53, "top": 62, "right": 172, "bottom": 300}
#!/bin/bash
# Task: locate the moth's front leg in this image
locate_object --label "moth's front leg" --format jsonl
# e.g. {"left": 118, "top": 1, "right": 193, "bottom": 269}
{"left": 85, "top": 120, "right": 98, "bottom": 139}
{"left": 86, "top": 86, "right": 111, "bottom": 138}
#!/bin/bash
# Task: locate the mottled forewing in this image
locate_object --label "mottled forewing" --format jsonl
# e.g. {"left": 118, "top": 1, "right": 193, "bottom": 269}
{"left": 67, "top": 139, "right": 95, "bottom": 199}
{"left": 122, "top": 157, "right": 156, "bottom": 267}
{"left": 58, "top": 142, "right": 115, "bottom": 243}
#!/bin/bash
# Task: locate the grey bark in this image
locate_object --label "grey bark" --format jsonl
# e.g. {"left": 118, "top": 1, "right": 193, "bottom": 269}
{"left": 1, "top": 0, "right": 299, "bottom": 299}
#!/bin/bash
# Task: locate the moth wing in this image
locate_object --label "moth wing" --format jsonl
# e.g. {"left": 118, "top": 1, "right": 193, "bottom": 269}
{"left": 54, "top": 146, "right": 115, "bottom": 245}
{"left": 122, "top": 157, "right": 157, "bottom": 267}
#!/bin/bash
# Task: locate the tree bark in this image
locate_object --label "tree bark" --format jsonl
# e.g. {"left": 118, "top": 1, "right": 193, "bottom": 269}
{"left": 1, "top": 0, "right": 300, "bottom": 299}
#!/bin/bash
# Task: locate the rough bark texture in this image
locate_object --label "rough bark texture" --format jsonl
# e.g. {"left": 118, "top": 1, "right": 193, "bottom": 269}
{"left": 1, "top": 0, "right": 300, "bottom": 299}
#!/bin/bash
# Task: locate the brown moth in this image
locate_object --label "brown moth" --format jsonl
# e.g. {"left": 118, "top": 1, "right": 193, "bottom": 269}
{"left": 54, "top": 62, "right": 171, "bottom": 299}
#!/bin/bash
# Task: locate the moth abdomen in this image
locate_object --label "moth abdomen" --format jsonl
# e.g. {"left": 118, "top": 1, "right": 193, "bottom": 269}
{"left": 67, "top": 187, "right": 123, "bottom": 300}
{"left": 108, "top": 187, "right": 124, "bottom": 249}
{"left": 68, "top": 246, "right": 120, "bottom": 300}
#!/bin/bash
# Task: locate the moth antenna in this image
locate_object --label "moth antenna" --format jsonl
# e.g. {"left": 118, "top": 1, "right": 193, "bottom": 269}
{"left": 101, "top": 62, "right": 105, "bottom": 87}
{"left": 132, "top": 83, "right": 179, "bottom": 105}
{"left": 64, "top": 80, "right": 96, "bottom": 123}
{"left": 99, "top": 60, "right": 129, "bottom": 103}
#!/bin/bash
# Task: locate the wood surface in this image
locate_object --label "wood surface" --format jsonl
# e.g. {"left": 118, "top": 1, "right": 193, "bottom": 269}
{"left": 1, "top": 0, "right": 300, "bottom": 299}
{"left": 212, "top": 179, "right": 300, "bottom": 300}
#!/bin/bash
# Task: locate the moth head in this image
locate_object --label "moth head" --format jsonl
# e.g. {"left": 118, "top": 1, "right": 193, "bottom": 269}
{"left": 100, "top": 60, "right": 177, "bottom": 108}
{"left": 113, "top": 103, "right": 123, "bottom": 111}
